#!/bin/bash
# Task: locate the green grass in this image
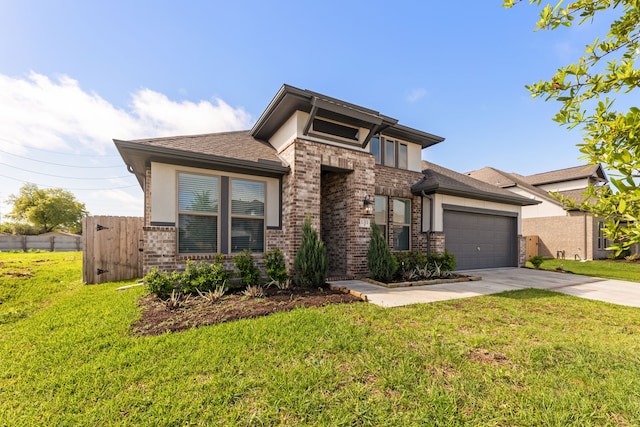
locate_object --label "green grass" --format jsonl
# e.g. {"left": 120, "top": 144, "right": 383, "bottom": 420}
{"left": 2, "top": 252, "right": 640, "bottom": 425}
{"left": 526, "top": 258, "right": 640, "bottom": 282}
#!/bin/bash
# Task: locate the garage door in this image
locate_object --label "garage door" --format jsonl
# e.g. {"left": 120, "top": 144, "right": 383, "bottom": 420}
{"left": 443, "top": 210, "right": 517, "bottom": 270}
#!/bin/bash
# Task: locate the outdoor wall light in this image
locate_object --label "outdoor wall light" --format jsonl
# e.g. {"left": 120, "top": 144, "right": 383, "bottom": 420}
{"left": 363, "top": 195, "right": 374, "bottom": 215}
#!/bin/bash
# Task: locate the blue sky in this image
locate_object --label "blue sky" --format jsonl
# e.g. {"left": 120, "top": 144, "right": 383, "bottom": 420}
{"left": 0, "top": 1, "right": 612, "bottom": 218}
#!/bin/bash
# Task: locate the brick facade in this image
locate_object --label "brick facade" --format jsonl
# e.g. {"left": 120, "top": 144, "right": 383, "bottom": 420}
{"left": 374, "top": 165, "right": 429, "bottom": 255}
{"left": 522, "top": 213, "right": 610, "bottom": 260}
{"left": 277, "top": 139, "right": 375, "bottom": 278}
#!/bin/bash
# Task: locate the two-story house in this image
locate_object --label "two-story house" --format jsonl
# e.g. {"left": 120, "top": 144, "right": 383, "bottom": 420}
{"left": 115, "top": 84, "right": 537, "bottom": 275}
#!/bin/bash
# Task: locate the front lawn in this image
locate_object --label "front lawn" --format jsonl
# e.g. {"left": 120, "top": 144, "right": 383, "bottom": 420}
{"left": 2, "top": 251, "right": 640, "bottom": 425}
{"left": 526, "top": 257, "right": 640, "bottom": 282}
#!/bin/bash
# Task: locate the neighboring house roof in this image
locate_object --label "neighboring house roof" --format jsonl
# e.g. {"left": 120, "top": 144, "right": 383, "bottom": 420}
{"left": 466, "top": 167, "right": 562, "bottom": 206}
{"left": 413, "top": 162, "right": 539, "bottom": 206}
{"left": 522, "top": 164, "right": 607, "bottom": 186}
{"left": 465, "top": 167, "right": 517, "bottom": 188}
{"left": 115, "top": 130, "right": 289, "bottom": 188}
{"left": 251, "top": 84, "right": 445, "bottom": 149}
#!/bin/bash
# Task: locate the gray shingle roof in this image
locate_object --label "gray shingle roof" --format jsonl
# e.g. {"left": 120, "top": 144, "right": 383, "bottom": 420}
{"left": 114, "top": 130, "right": 289, "bottom": 189}
{"left": 128, "top": 130, "right": 284, "bottom": 165}
{"left": 413, "top": 161, "right": 539, "bottom": 206}
{"left": 522, "top": 164, "right": 605, "bottom": 186}
{"left": 467, "top": 167, "right": 562, "bottom": 206}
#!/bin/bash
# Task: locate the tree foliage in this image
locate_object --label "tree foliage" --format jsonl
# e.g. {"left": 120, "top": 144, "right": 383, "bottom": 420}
{"left": 505, "top": 0, "right": 640, "bottom": 252}
{"left": 6, "top": 183, "right": 88, "bottom": 233}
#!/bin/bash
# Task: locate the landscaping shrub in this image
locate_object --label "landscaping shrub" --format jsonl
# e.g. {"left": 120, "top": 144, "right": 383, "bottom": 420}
{"left": 294, "top": 215, "right": 328, "bottom": 287}
{"left": 264, "top": 248, "right": 289, "bottom": 287}
{"left": 529, "top": 255, "right": 544, "bottom": 269}
{"left": 144, "top": 267, "right": 175, "bottom": 299}
{"left": 428, "top": 250, "right": 457, "bottom": 273}
{"left": 233, "top": 249, "right": 261, "bottom": 286}
{"left": 367, "top": 222, "right": 397, "bottom": 282}
{"left": 144, "top": 256, "right": 229, "bottom": 298}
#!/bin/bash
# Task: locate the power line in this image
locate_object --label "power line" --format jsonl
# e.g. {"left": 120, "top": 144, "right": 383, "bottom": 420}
{"left": 0, "top": 148, "right": 124, "bottom": 168}
{"left": 0, "top": 173, "right": 139, "bottom": 191}
{"left": 0, "top": 137, "right": 122, "bottom": 157}
{"left": 0, "top": 161, "right": 131, "bottom": 180}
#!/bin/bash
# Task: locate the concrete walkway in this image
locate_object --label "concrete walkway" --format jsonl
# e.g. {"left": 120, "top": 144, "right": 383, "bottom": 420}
{"left": 329, "top": 268, "right": 640, "bottom": 308}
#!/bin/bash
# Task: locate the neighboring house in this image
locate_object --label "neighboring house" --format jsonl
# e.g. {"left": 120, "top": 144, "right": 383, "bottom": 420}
{"left": 115, "top": 84, "right": 537, "bottom": 276}
{"left": 467, "top": 164, "right": 611, "bottom": 260}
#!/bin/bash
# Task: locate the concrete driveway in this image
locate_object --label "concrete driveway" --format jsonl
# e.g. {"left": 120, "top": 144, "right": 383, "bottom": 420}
{"left": 329, "top": 267, "right": 640, "bottom": 308}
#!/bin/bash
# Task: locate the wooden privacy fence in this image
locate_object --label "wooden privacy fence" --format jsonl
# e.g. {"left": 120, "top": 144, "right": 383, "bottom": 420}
{"left": 83, "top": 216, "right": 144, "bottom": 284}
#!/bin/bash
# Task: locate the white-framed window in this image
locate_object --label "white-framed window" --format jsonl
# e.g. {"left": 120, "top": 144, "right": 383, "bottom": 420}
{"left": 374, "top": 195, "right": 388, "bottom": 240}
{"left": 177, "top": 172, "right": 266, "bottom": 254}
{"left": 231, "top": 179, "right": 265, "bottom": 252}
{"left": 392, "top": 198, "right": 411, "bottom": 251}
{"left": 177, "top": 173, "right": 219, "bottom": 254}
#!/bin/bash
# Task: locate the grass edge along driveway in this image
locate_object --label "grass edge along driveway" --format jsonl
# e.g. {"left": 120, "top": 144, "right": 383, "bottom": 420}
{"left": 1, "top": 251, "right": 640, "bottom": 426}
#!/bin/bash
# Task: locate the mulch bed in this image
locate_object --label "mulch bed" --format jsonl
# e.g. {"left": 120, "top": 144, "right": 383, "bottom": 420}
{"left": 132, "top": 285, "right": 363, "bottom": 336}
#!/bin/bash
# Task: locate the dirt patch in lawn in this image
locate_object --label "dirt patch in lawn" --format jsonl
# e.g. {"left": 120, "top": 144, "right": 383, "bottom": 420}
{"left": 132, "top": 285, "right": 363, "bottom": 336}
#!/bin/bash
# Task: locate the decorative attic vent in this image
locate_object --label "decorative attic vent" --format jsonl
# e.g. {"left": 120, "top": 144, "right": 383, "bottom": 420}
{"left": 312, "top": 118, "right": 359, "bottom": 141}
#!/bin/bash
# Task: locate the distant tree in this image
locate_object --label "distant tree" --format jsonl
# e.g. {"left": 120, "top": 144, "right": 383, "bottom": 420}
{"left": 6, "top": 183, "right": 88, "bottom": 233}
{"left": 504, "top": 0, "right": 640, "bottom": 253}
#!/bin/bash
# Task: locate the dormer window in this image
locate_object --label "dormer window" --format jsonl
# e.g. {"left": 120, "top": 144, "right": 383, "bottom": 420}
{"left": 312, "top": 118, "right": 359, "bottom": 142}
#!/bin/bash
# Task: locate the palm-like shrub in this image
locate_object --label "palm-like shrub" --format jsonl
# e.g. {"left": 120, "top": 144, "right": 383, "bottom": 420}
{"left": 293, "top": 216, "right": 328, "bottom": 287}
{"left": 367, "top": 222, "right": 397, "bottom": 282}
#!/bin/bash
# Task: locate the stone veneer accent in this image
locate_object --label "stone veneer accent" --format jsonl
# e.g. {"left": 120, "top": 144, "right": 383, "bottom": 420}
{"left": 518, "top": 235, "right": 526, "bottom": 267}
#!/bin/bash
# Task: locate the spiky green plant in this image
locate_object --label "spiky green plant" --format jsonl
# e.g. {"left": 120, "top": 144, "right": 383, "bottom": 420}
{"left": 293, "top": 215, "right": 328, "bottom": 287}
{"left": 367, "top": 222, "right": 397, "bottom": 282}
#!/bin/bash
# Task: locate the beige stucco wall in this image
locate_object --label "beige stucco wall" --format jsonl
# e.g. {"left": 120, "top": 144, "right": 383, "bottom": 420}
{"left": 267, "top": 111, "right": 424, "bottom": 172}
{"left": 149, "top": 162, "right": 280, "bottom": 228}
{"left": 537, "top": 178, "right": 589, "bottom": 192}
{"left": 508, "top": 188, "right": 566, "bottom": 218}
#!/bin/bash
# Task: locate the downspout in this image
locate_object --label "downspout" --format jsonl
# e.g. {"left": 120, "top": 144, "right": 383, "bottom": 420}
{"left": 421, "top": 191, "right": 434, "bottom": 256}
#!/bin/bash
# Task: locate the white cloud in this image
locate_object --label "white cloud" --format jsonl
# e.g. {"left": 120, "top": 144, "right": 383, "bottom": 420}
{"left": 0, "top": 71, "right": 253, "bottom": 217}
{"left": 0, "top": 71, "right": 252, "bottom": 155}
{"left": 406, "top": 87, "right": 427, "bottom": 103}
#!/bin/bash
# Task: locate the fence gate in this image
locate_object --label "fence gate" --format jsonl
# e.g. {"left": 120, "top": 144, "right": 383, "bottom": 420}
{"left": 82, "top": 216, "right": 144, "bottom": 284}
{"left": 525, "top": 235, "right": 539, "bottom": 260}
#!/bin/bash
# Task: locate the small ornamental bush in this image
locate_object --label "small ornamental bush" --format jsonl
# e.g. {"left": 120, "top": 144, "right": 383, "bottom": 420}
{"left": 367, "top": 222, "right": 397, "bottom": 282}
{"left": 233, "top": 249, "right": 261, "bottom": 286}
{"left": 428, "top": 250, "right": 457, "bottom": 273}
{"left": 144, "top": 267, "right": 174, "bottom": 299}
{"left": 529, "top": 255, "right": 544, "bottom": 269}
{"left": 294, "top": 215, "right": 328, "bottom": 287}
{"left": 144, "top": 255, "right": 229, "bottom": 298}
{"left": 264, "top": 248, "right": 289, "bottom": 286}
